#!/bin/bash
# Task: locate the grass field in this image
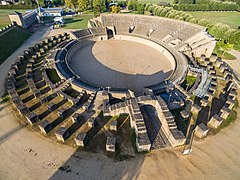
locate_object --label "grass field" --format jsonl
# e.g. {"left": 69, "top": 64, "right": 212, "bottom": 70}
{"left": 0, "top": 9, "right": 26, "bottom": 28}
{"left": 46, "top": 69, "right": 61, "bottom": 83}
{"left": 62, "top": 15, "right": 94, "bottom": 29}
{"left": 213, "top": 48, "right": 237, "bottom": 60}
{"left": 186, "top": 75, "right": 196, "bottom": 86}
{"left": 181, "top": 75, "right": 196, "bottom": 90}
{"left": 189, "top": 11, "right": 240, "bottom": 29}
{"left": 0, "top": 27, "right": 31, "bottom": 64}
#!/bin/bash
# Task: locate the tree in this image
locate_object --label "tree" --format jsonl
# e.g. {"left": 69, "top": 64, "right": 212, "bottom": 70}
{"left": 137, "top": 3, "right": 145, "bottom": 14}
{"left": 166, "top": 10, "right": 176, "bottom": 17}
{"left": 165, "top": 7, "right": 173, "bottom": 11}
{"left": 209, "top": 23, "right": 230, "bottom": 40}
{"left": 224, "top": 28, "right": 236, "bottom": 43}
{"left": 185, "top": 15, "right": 194, "bottom": 22}
{"left": 53, "top": 0, "right": 65, "bottom": 6}
{"left": 24, "top": 0, "right": 33, "bottom": 6}
{"left": 93, "top": 6, "right": 101, "bottom": 16}
{"left": 198, "top": 19, "right": 211, "bottom": 27}
{"left": 219, "top": 41, "right": 233, "bottom": 56}
{"left": 175, "top": 10, "right": 182, "bottom": 15}
{"left": 159, "top": 8, "right": 168, "bottom": 17}
{"left": 38, "top": 0, "right": 45, "bottom": 6}
{"left": 111, "top": 5, "right": 121, "bottom": 13}
{"left": 148, "top": 4, "right": 156, "bottom": 12}
{"left": 152, "top": 5, "right": 159, "bottom": 14}
{"left": 178, "top": 16, "right": 184, "bottom": 20}
{"left": 174, "top": 15, "right": 181, "bottom": 19}
{"left": 78, "top": 0, "right": 88, "bottom": 12}
{"left": 72, "top": 0, "right": 78, "bottom": 8}
{"left": 173, "top": 0, "right": 179, "bottom": 4}
{"left": 65, "top": 0, "right": 78, "bottom": 8}
{"left": 145, "top": 3, "right": 151, "bottom": 11}
{"left": 65, "top": 0, "right": 73, "bottom": 8}
{"left": 182, "top": 13, "right": 191, "bottom": 20}
{"left": 231, "top": 30, "right": 240, "bottom": 45}
{"left": 189, "top": 18, "right": 198, "bottom": 24}
{"left": 93, "top": 0, "right": 105, "bottom": 12}
{"left": 178, "top": 0, "right": 194, "bottom": 4}
{"left": 127, "top": 0, "right": 138, "bottom": 11}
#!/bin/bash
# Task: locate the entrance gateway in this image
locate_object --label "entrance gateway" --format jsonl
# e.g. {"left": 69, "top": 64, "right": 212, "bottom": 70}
{"left": 106, "top": 26, "right": 115, "bottom": 39}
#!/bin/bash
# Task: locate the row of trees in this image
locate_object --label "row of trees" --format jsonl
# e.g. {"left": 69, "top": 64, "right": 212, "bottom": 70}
{"left": 0, "top": 0, "right": 64, "bottom": 8}
{"left": 145, "top": 4, "right": 196, "bottom": 21}
{"left": 145, "top": 4, "right": 240, "bottom": 48}
{"left": 64, "top": 0, "right": 126, "bottom": 15}
{"left": 173, "top": 0, "right": 239, "bottom": 11}
{"left": 64, "top": 0, "right": 106, "bottom": 14}
{"left": 174, "top": 0, "right": 239, "bottom": 5}
{"left": 209, "top": 23, "right": 240, "bottom": 45}
{"left": 23, "top": 0, "right": 64, "bottom": 7}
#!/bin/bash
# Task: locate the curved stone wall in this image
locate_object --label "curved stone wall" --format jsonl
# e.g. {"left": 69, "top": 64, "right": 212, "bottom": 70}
{"left": 55, "top": 33, "right": 188, "bottom": 94}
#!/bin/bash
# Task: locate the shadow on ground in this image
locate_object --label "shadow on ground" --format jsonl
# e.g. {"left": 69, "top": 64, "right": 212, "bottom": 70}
{"left": 49, "top": 116, "right": 146, "bottom": 179}
{"left": 0, "top": 124, "right": 26, "bottom": 145}
{"left": 49, "top": 147, "right": 146, "bottom": 180}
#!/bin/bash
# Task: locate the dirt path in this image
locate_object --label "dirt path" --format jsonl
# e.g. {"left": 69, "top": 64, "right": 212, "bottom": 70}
{"left": 0, "top": 29, "right": 240, "bottom": 179}
{"left": 223, "top": 49, "right": 240, "bottom": 73}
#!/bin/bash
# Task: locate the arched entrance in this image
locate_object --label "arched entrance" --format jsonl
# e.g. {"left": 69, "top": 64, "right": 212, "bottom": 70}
{"left": 107, "top": 29, "right": 114, "bottom": 39}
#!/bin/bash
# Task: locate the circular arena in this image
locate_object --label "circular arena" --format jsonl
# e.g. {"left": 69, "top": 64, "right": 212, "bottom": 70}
{"left": 66, "top": 37, "right": 175, "bottom": 95}
{"left": 56, "top": 14, "right": 195, "bottom": 95}
{"left": 5, "top": 13, "right": 239, "bottom": 163}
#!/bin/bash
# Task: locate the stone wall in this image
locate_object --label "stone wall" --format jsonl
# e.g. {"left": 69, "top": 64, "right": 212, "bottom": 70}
{"left": 9, "top": 11, "right": 37, "bottom": 28}
{"left": 0, "top": 23, "right": 15, "bottom": 34}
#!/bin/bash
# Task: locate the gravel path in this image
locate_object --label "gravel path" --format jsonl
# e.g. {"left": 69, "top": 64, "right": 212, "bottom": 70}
{"left": 223, "top": 49, "right": 240, "bottom": 73}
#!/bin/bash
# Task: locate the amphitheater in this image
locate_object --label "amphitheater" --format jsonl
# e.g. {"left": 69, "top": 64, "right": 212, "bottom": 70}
{"left": 5, "top": 13, "right": 239, "bottom": 155}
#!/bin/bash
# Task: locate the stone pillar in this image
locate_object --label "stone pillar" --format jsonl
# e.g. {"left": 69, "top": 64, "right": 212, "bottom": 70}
{"left": 195, "top": 123, "right": 209, "bottom": 138}
{"left": 220, "top": 107, "right": 231, "bottom": 119}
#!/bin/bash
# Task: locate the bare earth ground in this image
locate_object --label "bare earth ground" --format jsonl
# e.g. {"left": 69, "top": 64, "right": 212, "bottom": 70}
{"left": 0, "top": 29, "right": 240, "bottom": 179}
{"left": 1, "top": 101, "right": 240, "bottom": 180}
{"left": 68, "top": 40, "right": 173, "bottom": 95}
{"left": 223, "top": 50, "right": 240, "bottom": 73}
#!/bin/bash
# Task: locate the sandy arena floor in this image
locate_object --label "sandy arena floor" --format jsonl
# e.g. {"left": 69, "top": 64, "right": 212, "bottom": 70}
{"left": 68, "top": 40, "right": 174, "bottom": 95}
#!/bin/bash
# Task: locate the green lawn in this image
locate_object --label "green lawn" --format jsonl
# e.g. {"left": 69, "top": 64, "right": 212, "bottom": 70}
{"left": 213, "top": 48, "right": 237, "bottom": 60}
{"left": 0, "top": 9, "right": 26, "bottom": 28}
{"left": 46, "top": 69, "right": 61, "bottom": 84}
{"left": 233, "top": 44, "right": 240, "bottom": 51}
{"left": 189, "top": 11, "right": 240, "bottom": 29}
{"left": 181, "top": 75, "right": 196, "bottom": 90}
{"left": 62, "top": 15, "right": 94, "bottom": 29}
{"left": 0, "top": 26, "right": 31, "bottom": 64}
{"left": 186, "top": 75, "right": 196, "bottom": 87}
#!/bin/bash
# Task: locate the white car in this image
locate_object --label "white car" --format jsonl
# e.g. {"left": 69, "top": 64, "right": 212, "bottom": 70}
{"left": 54, "top": 17, "right": 64, "bottom": 24}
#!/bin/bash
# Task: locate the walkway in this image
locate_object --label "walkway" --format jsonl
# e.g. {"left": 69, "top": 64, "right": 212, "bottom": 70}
{"left": 223, "top": 49, "right": 240, "bottom": 74}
